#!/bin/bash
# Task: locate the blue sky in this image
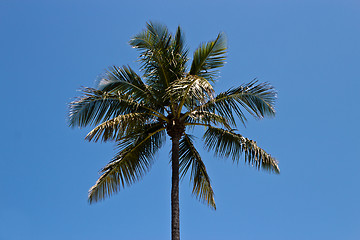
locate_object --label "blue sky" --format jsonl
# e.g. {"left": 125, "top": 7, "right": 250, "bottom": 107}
{"left": 1, "top": 0, "right": 359, "bottom": 239}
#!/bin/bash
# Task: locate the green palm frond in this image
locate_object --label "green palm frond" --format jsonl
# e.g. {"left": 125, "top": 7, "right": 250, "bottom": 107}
{"left": 130, "top": 21, "right": 171, "bottom": 52}
{"left": 222, "top": 80, "right": 276, "bottom": 118}
{"left": 173, "top": 26, "right": 189, "bottom": 65}
{"left": 130, "top": 22, "right": 173, "bottom": 90}
{"left": 88, "top": 124, "right": 166, "bottom": 203}
{"left": 183, "top": 93, "right": 246, "bottom": 127}
{"left": 210, "top": 80, "right": 276, "bottom": 119}
{"left": 183, "top": 80, "right": 276, "bottom": 127}
{"left": 203, "top": 126, "right": 279, "bottom": 173}
{"left": 179, "top": 134, "right": 216, "bottom": 209}
{"left": 69, "top": 87, "right": 168, "bottom": 128}
{"left": 98, "top": 65, "right": 157, "bottom": 105}
{"left": 205, "top": 90, "right": 247, "bottom": 126}
{"left": 85, "top": 112, "right": 157, "bottom": 142}
{"left": 170, "top": 26, "right": 188, "bottom": 80}
{"left": 69, "top": 88, "right": 137, "bottom": 127}
{"left": 190, "top": 33, "right": 227, "bottom": 81}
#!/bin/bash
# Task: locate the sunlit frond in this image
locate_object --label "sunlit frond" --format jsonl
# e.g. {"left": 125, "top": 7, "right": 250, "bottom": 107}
{"left": 185, "top": 110, "right": 232, "bottom": 130}
{"left": 179, "top": 134, "right": 216, "bottom": 209}
{"left": 190, "top": 33, "right": 227, "bottom": 81}
{"left": 88, "top": 124, "right": 166, "bottom": 203}
{"left": 203, "top": 126, "right": 279, "bottom": 173}
{"left": 165, "top": 75, "right": 214, "bottom": 115}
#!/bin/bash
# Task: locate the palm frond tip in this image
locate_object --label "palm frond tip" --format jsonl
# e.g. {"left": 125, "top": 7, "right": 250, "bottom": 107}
{"left": 203, "top": 126, "right": 279, "bottom": 173}
{"left": 179, "top": 134, "right": 216, "bottom": 209}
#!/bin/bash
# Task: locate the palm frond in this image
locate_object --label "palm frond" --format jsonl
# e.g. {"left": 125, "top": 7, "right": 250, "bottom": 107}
{"left": 206, "top": 90, "right": 248, "bottom": 127}
{"left": 179, "top": 134, "right": 216, "bottom": 209}
{"left": 222, "top": 80, "right": 276, "bottom": 118}
{"left": 129, "top": 22, "right": 173, "bottom": 90}
{"left": 203, "top": 126, "right": 279, "bottom": 173}
{"left": 85, "top": 112, "right": 157, "bottom": 142}
{"left": 185, "top": 110, "right": 232, "bottom": 130}
{"left": 173, "top": 26, "right": 188, "bottom": 63}
{"left": 88, "top": 124, "right": 166, "bottom": 203}
{"left": 189, "top": 33, "right": 227, "bottom": 81}
{"left": 130, "top": 22, "right": 189, "bottom": 107}
{"left": 69, "top": 87, "right": 168, "bottom": 128}
{"left": 98, "top": 65, "right": 157, "bottom": 105}
{"left": 210, "top": 80, "right": 276, "bottom": 119}
{"left": 170, "top": 25, "right": 188, "bottom": 79}
{"left": 183, "top": 93, "right": 246, "bottom": 127}
{"left": 69, "top": 88, "right": 139, "bottom": 127}
{"left": 183, "top": 80, "right": 276, "bottom": 127}
{"left": 130, "top": 21, "right": 171, "bottom": 52}
{"left": 165, "top": 75, "right": 214, "bottom": 116}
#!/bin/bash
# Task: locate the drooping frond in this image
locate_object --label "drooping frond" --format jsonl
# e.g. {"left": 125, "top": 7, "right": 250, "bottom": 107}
{"left": 179, "top": 134, "right": 216, "bottom": 209}
{"left": 88, "top": 123, "right": 166, "bottom": 203}
{"left": 189, "top": 33, "right": 227, "bottom": 81}
{"left": 165, "top": 75, "right": 214, "bottom": 115}
{"left": 85, "top": 112, "right": 157, "bottom": 142}
{"left": 203, "top": 126, "right": 279, "bottom": 173}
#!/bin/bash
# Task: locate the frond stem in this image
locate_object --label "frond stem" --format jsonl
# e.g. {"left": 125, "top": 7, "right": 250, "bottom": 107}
{"left": 176, "top": 76, "right": 202, "bottom": 118}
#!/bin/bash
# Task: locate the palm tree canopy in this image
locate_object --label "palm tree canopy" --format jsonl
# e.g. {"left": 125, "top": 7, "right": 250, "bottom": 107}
{"left": 69, "top": 22, "right": 279, "bottom": 210}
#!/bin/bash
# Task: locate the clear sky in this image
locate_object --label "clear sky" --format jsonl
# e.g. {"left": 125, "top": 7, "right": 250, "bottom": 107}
{"left": 1, "top": 0, "right": 359, "bottom": 239}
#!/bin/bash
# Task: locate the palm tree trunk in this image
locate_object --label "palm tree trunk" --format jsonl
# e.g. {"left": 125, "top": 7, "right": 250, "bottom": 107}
{"left": 171, "top": 135, "right": 180, "bottom": 240}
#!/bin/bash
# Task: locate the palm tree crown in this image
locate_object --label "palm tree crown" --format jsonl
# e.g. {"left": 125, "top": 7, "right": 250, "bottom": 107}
{"left": 69, "top": 22, "right": 279, "bottom": 240}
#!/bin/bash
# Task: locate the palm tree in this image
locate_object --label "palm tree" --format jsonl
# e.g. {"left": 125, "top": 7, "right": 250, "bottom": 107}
{"left": 69, "top": 22, "right": 279, "bottom": 240}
